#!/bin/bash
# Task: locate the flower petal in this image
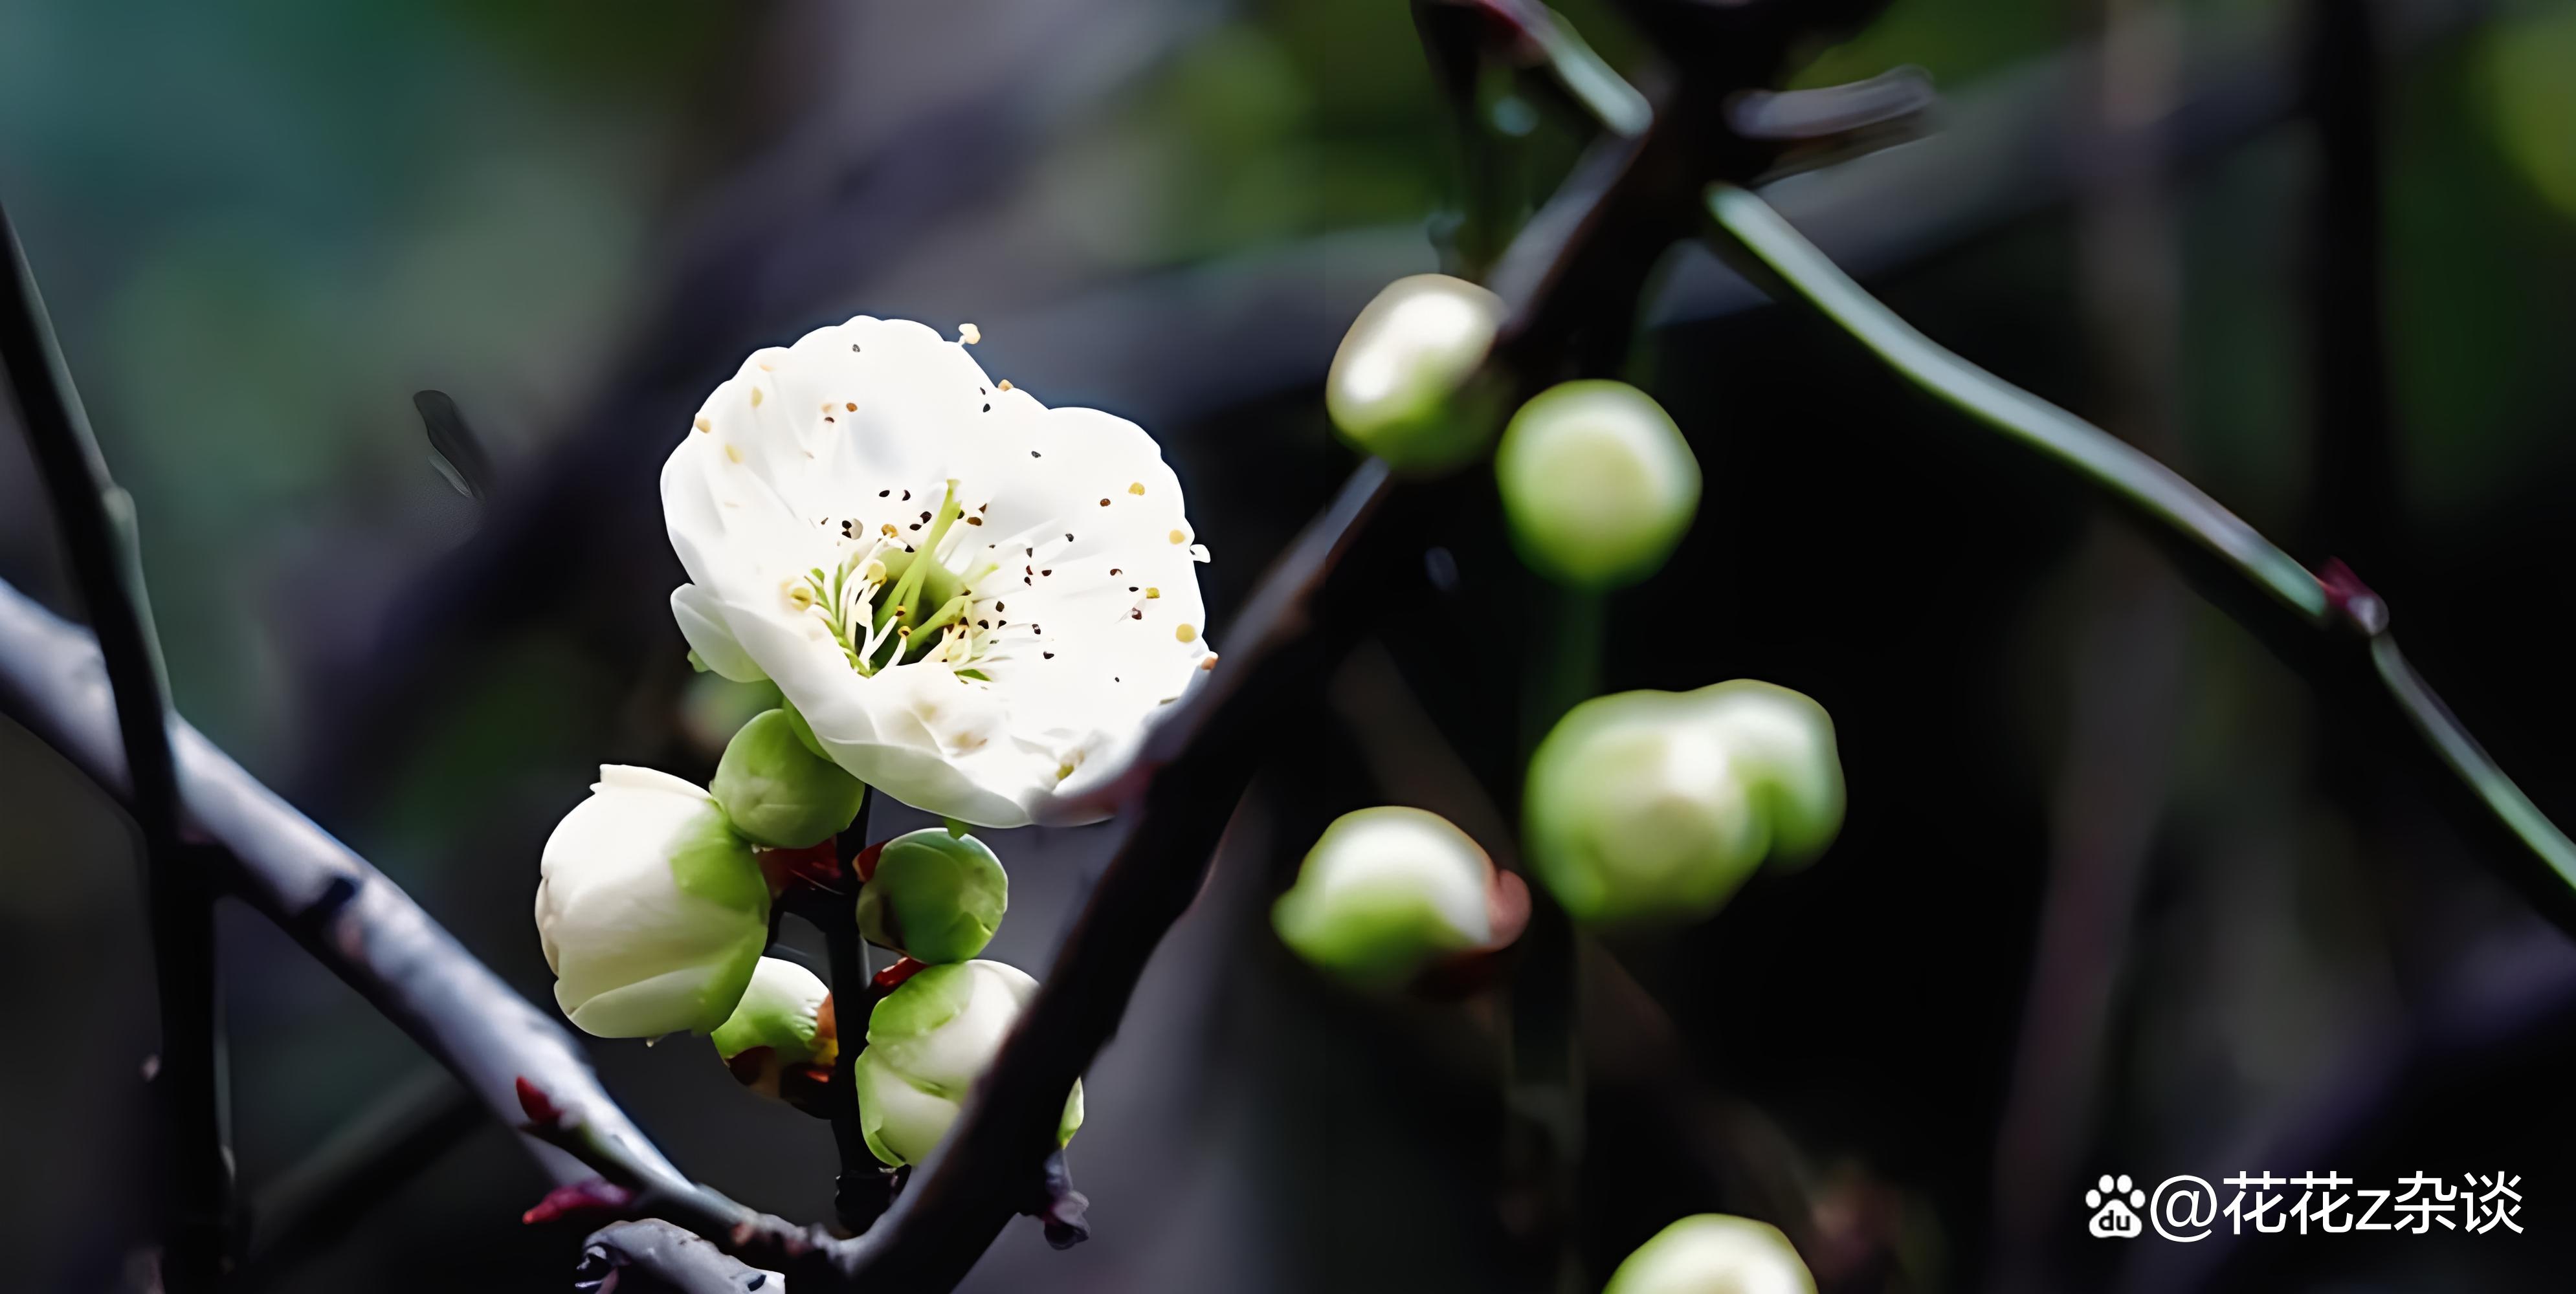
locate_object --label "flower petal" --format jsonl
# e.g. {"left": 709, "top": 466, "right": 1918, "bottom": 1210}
{"left": 672, "top": 583, "right": 766, "bottom": 683}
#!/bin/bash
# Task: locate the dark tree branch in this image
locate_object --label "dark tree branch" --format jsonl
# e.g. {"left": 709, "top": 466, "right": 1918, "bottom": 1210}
{"left": 0, "top": 578, "right": 688, "bottom": 1198}
{"left": 773, "top": 817, "right": 905, "bottom": 1236}
{"left": 0, "top": 201, "right": 232, "bottom": 1286}
{"left": 577, "top": 1220, "right": 777, "bottom": 1294}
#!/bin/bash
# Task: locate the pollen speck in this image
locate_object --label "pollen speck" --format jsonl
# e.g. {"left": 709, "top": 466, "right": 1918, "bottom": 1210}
{"left": 846, "top": 402, "right": 857, "bottom": 412}
{"left": 1127, "top": 482, "right": 1145, "bottom": 495}
{"left": 1168, "top": 529, "right": 1186, "bottom": 544}
{"left": 1199, "top": 654, "right": 1219, "bottom": 671}
{"left": 1146, "top": 587, "right": 1160, "bottom": 599}
{"left": 1176, "top": 624, "right": 1197, "bottom": 642}
{"left": 997, "top": 379, "right": 1014, "bottom": 392}
{"left": 694, "top": 416, "right": 711, "bottom": 433}
{"left": 749, "top": 387, "right": 765, "bottom": 407}
{"left": 959, "top": 323, "right": 981, "bottom": 344}
{"left": 1099, "top": 498, "right": 1111, "bottom": 507}
{"left": 724, "top": 444, "right": 744, "bottom": 463}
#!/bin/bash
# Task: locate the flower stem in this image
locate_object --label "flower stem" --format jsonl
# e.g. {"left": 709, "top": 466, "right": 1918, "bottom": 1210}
{"left": 822, "top": 787, "right": 896, "bottom": 1233}
{"left": 1702, "top": 180, "right": 2576, "bottom": 898}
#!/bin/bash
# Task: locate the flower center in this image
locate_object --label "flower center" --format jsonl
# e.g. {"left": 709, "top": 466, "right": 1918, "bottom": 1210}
{"left": 795, "top": 479, "right": 1036, "bottom": 679}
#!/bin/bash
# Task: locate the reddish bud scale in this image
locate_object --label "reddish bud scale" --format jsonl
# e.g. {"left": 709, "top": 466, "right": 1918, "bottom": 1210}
{"left": 852, "top": 839, "right": 889, "bottom": 883}
{"left": 873, "top": 956, "right": 927, "bottom": 992}
{"left": 757, "top": 837, "right": 843, "bottom": 894}
{"left": 521, "top": 1177, "right": 635, "bottom": 1225}
{"left": 514, "top": 1075, "right": 562, "bottom": 1126}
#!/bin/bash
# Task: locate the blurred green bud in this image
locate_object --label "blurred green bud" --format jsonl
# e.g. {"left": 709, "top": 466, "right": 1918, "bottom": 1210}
{"left": 710, "top": 709, "right": 867, "bottom": 849}
{"left": 535, "top": 767, "right": 768, "bottom": 1038}
{"left": 1494, "top": 380, "right": 1700, "bottom": 589}
{"left": 851, "top": 960, "right": 1083, "bottom": 1167}
{"left": 1604, "top": 1214, "right": 1815, "bottom": 1294}
{"left": 1696, "top": 681, "right": 1845, "bottom": 866}
{"left": 710, "top": 957, "right": 841, "bottom": 1110}
{"left": 1273, "top": 807, "right": 1496, "bottom": 987}
{"left": 1524, "top": 681, "right": 1844, "bottom": 926}
{"left": 1327, "top": 274, "right": 1506, "bottom": 472}
{"left": 855, "top": 828, "right": 1009, "bottom": 964}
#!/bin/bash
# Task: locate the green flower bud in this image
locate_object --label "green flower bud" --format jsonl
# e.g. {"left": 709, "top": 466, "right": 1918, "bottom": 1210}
{"left": 1696, "top": 681, "right": 1846, "bottom": 866}
{"left": 1273, "top": 807, "right": 1496, "bottom": 988}
{"left": 1494, "top": 380, "right": 1700, "bottom": 589}
{"left": 1524, "top": 681, "right": 1843, "bottom": 926}
{"left": 535, "top": 767, "right": 770, "bottom": 1037}
{"left": 1604, "top": 1214, "right": 1815, "bottom": 1294}
{"left": 710, "top": 709, "right": 867, "bottom": 849}
{"left": 851, "top": 960, "right": 1083, "bottom": 1167}
{"left": 710, "top": 957, "right": 841, "bottom": 1108}
{"left": 1327, "top": 274, "right": 1507, "bottom": 472}
{"left": 855, "top": 828, "right": 1009, "bottom": 964}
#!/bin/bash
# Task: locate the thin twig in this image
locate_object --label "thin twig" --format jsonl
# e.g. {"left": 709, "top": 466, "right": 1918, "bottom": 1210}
{"left": 0, "top": 201, "right": 232, "bottom": 1286}
{"left": 1702, "top": 182, "right": 2576, "bottom": 905}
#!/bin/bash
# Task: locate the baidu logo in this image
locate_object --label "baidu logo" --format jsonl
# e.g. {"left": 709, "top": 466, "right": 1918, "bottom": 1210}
{"left": 2087, "top": 1174, "right": 2148, "bottom": 1238}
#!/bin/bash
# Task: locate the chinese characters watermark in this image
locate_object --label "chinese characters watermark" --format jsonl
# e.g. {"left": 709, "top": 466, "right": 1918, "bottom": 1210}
{"left": 2084, "top": 1172, "right": 2522, "bottom": 1241}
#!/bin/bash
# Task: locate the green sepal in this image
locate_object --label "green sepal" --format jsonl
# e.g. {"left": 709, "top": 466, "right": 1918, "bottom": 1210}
{"left": 711, "top": 709, "right": 866, "bottom": 849}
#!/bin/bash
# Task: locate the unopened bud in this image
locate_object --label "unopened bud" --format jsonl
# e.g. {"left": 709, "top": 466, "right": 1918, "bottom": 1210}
{"left": 711, "top": 957, "right": 839, "bottom": 1112}
{"left": 1494, "top": 380, "right": 1700, "bottom": 589}
{"left": 711, "top": 708, "right": 867, "bottom": 849}
{"left": 1524, "top": 681, "right": 1843, "bottom": 926}
{"left": 851, "top": 960, "right": 1083, "bottom": 1167}
{"left": 1327, "top": 274, "right": 1507, "bottom": 472}
{"left": 1273, "top": 807, "right": 1498, "bottom": 987}
{"left": 1696, "top": 680, "right": 1845, "bottom": 866}
{"left": 535, "top": 767, "right": 768, "bottom": 1037}
{"left": 854, "top": 828, "right": 1008, "bottom": 965}
{"left": 1604, "top": 1214, "right": 1816, "bottom": 1294}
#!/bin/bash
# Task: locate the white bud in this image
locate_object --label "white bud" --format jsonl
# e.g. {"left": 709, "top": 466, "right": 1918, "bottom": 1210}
{"left": 1327, "top": 274, "right": 1506, "bottom": 471}
{"left": 1524, "top": 681, "right": 1843, "bottom": 926}
{"left": 1603, "top": 1214, "right": 1815, "bottom": 1294}
{"left": 535, "top": 766, "right": 769, "bottom": 1037}
{"left": 1273, "top": 807, "right": 1494, "bottom": 987}
{"left": 852, "top": 960, "right": 1083, "bottom": 1167}
{"left": 1494, "top": 380, "right": 1700, "bottom": 589}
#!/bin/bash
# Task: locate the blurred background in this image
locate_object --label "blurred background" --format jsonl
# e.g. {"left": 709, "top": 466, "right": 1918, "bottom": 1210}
{"left": 5, "top": 0, "right": 2576, "bottom": 1289}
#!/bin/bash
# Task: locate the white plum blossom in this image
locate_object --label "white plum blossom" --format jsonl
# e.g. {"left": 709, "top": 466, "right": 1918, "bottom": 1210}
{"left": 535, "top": 766, "right": 770, "bottom": 1038}
{"left": 663, "top": 317, "right": 1216, "bottom": 828}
